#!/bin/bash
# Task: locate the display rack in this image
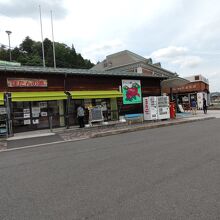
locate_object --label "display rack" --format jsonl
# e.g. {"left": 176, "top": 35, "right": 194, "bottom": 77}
{"left": 0, "top": 117, "right": 7, "bottom": 137}
{"left": 0, "top": 107, "right": 8, "bottom": 137}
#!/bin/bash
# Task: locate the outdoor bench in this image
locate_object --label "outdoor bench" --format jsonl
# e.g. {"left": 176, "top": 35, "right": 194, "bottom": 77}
{"left": 124, "top": 114, "right": 144, "bottom": 125}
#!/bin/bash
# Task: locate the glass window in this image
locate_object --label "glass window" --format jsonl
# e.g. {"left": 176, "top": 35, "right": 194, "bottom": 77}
{"left": 13, "top": 102, "right": 30, "bottom": 119}
{"left": 69, "top": 99, "right": 84, "bottom": 125}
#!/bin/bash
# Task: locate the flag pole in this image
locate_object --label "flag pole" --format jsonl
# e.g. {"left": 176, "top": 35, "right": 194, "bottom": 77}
{"left": 50, "top": 10, "right": 56, "bottom": 68}
{"left": 39, "top": 5, "right": 46, "bottom": 67}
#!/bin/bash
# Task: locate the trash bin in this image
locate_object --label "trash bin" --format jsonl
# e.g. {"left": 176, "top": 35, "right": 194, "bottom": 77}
{"left": 170, "top": 102, "right": 176, "bottom": 119}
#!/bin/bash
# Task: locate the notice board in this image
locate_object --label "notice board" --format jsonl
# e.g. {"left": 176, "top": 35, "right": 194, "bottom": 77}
{"left": 89, "top": 107, "right": 103, "bottom": 122}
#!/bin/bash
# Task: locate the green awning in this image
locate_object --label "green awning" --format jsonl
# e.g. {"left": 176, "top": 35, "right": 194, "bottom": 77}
{"left": 69, "top": 90, "right": 123, "bottom": 99}
{"left": 11, "top": 91, "right": 67, "bottom": 102}
{"left": 0, "top": 92, "right": 4, "bottom": 105}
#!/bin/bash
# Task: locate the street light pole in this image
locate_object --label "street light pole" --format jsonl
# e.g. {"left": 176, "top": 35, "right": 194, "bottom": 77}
{"left": 5, "top": 30, "right": 12, "bottom": 62}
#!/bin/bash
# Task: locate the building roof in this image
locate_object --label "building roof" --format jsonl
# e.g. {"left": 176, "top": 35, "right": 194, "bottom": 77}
{"left": 184, "top": 75, "right": 209, "bottom": 85}
{"left": 0, "top": 65, "right": 167, "bottom": 79}
{"left": 91, "top": 50, "right": 177, "bottom": 78}
{"left": 211, "top": 92, "right": 220, "bottom": 97}
{"left": 91, "top": 50, "right": 151, "bottom": 71}
{"left": 161, "top": 77, "right": 190, "bottom": 88}
{"left": 106, "top": 50, "right": 148, "bottom": 63}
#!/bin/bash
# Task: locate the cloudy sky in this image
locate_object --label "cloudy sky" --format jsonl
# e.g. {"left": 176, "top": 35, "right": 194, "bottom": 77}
{"left": 0, "top": 0, "right": 220, "bottom": 91}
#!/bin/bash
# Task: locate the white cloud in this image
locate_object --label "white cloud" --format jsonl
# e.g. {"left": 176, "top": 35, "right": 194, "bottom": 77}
{"left": 204, "top": 72, "right": 220, "bottom": 92}
{"left": 81, "top": 40, "right": 125, "bottom": 62}
{"left": 150, "top": 46, "right": 189, "bottom": 60}
{"left": 150, "top": 46, "right": 202, "bottom": 69}
{"left": 172, "top": 56, "right": 202, "bottom": 68}
{"left": 1, "top": 0, "right": 220, "bottom": 91}
{"left": 0, "top": 0, "right": 67, "bottom": 19}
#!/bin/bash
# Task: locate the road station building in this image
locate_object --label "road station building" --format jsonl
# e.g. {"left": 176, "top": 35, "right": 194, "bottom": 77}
{"left": 0, "top": 50, "right": 189, "bottom": 134}
{"left": 0, "top": 65, "right": 168, "bottom": 133}
{"left": 162, "top": 75, "right": 210, "bottom": 110}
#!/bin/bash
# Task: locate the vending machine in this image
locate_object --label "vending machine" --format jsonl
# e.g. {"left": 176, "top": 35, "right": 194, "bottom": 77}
{"left": 157, "top": 96, "right": 170, "bottom": 120}
{"left": 143, "top": 97, "right": 158, "bottom": 120}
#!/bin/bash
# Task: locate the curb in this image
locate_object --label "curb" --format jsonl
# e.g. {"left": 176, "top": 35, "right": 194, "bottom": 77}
{"left": 91, "top": 117, "right": 216, "bottom": 138}
{"left": 0, "top": 116, "right": 215, "bottom": 153}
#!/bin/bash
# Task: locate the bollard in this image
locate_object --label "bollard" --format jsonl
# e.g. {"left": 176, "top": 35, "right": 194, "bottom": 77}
{"left": 49, "top": 116, "right": 53, "bottom": 132}
{"left": 8, "top": 119, "right": 13, "bottom": 137}
{"left": 66, "top": 115, "right": 69, "bottom": 129}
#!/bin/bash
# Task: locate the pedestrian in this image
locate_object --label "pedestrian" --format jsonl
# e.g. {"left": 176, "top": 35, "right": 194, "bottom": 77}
{"left": 191, "top": 99, "right": 197, "bottom": 115}
{"left": 77, "top": 104, "right": 85, "bottom": 128}
{"left": 203, "top": 97, "right": 207, "bottom": 114}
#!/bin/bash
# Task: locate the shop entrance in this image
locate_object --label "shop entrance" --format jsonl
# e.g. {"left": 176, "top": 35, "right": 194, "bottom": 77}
{"left": 68, "top": 98, "right": 118, "bottom": 126}
{"left": 12, "top": 100, "right": 65, "bottom": 133}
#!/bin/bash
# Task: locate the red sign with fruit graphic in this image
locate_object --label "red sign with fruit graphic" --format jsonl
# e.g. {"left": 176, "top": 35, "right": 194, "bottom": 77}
{"left": 122, "top": 80, "right": 142, "bottom": 104}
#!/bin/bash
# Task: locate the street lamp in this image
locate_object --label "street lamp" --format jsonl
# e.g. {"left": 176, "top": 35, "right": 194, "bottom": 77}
{"left": 5, "top": 30, "right": 12, "bottom": 62}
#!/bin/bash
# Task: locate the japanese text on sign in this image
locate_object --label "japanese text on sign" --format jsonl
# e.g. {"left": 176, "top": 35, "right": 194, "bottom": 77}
{"left": 7, "top": 78, "right": 47, "bottom": 87}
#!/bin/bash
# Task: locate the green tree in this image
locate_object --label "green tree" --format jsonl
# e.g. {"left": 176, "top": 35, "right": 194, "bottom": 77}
{"left": 20, "top": 36, "right": 34, "bottom": 54}
{"left": 0, "top": 36, "right": 94, "bottom": 68}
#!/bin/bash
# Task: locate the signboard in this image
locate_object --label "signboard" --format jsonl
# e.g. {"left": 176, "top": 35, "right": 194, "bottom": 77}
{"left": 24, "top": 114, "right": 30, "bottom": 118}
{"left": 89, "top": 107, "right": 103, "bottom": 122}
{"left": 143, "top": 97, "right": 149, "bottom": 120}
{"left": 7, "top": 78, "right": 47, "bottom": 87}
{"left": 24, "top": 119, "right": 31, "bottom": 125}
{"left": 172, "top": 83, "right": 197, "bottom": 92}
{"left": 32, "top": 107, "right": 40, "bottom": 112}
{"left": 0, "top": 107, "right": 6, "bottom": 115}
{"left": 23, "top": 108, "right": 30, "bottom": 118}
{"left": 143, "top": 97, "right": 158, "bottom": 120}
{"left": 39, "top": 102, "right": 47, "bottom": 109}
{"left": 182, "top": 96, "right": 189, "bottom": 102}
{"left": 122, "top": 80, "right": 142, "bottom": 104}
{"left": 32, "top": 119, "right": 39, "bottom": 124}
{"left": 197, "top": 92, "right": 208, "bottom": 109}
{"left": 197, "top": 92, "right": 204, "bottom": 109}
{"left": 41, "top": 112, "right": 48, "bottom": 117}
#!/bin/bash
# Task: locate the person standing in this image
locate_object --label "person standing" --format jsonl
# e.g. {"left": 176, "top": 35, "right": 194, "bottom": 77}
{"left": 191, "top": 99, "right": 197, "bottom": 115}
{"left": 77, "top": 105, "right": 85, "bottom": 128}
{"left": 203, "top": 97, "right": 207, "bottom": 114}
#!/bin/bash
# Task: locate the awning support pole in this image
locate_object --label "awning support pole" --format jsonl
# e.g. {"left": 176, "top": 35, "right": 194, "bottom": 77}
{"left": 65, "top": 92, "right": 71, "bottom": 129}
{"left": 170, "top": 88, "right": 173, "bottom": 101}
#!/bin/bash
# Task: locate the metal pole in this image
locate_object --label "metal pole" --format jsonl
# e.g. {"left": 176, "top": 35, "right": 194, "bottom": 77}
{"left": 5, "top": 31, "right": 12, "bottom": 61}
{"left": 4, "top": 92, "right": 13, "bottom": 137}
{"left": 8, "top": 35, "right": 11, "bottom": 62}
{"left": 49, "top": 116, "right": 53, "bottom": 132}
{"left": 50, "top": 10, "right": 56, "bottom": 68}
{"left": 39, "top": 5, "right": 46, "bottom": 67}
{"left": 170, "top": 87, "right": 173, "bottom": 101}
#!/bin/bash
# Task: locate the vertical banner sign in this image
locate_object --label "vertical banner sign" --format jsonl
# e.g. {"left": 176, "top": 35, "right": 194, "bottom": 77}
{"left": 122, "top": 80, "right": 142, "bottom": 104}
{"left": 197, "top": 92, "right": 203, "bottom": 109}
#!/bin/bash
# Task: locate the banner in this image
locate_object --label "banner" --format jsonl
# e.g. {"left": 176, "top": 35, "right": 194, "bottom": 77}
{"left": 7, "top": 78, "right": 47, "bottom": 87}
{"left": 122, "top": 79, "right": 142, "bottom": 104}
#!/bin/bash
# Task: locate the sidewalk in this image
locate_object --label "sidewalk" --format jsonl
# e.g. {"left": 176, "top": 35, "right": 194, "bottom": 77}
{"left": 1, "top": 111, "right": 217, "bottom": 151}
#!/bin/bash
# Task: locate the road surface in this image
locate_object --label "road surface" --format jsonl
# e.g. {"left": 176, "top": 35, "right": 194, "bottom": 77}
{"left": 0, "top": 119, "right": 220, "bottom": 219}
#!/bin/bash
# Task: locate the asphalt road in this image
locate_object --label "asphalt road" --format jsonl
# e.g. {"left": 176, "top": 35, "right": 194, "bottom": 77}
{"left": 0, "top": 119, "right": 220, "bottom": 220}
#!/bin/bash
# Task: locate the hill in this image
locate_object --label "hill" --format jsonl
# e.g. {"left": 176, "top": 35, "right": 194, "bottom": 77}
{"left": 0, "top": 36, "right": 94, "bottom": 69}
